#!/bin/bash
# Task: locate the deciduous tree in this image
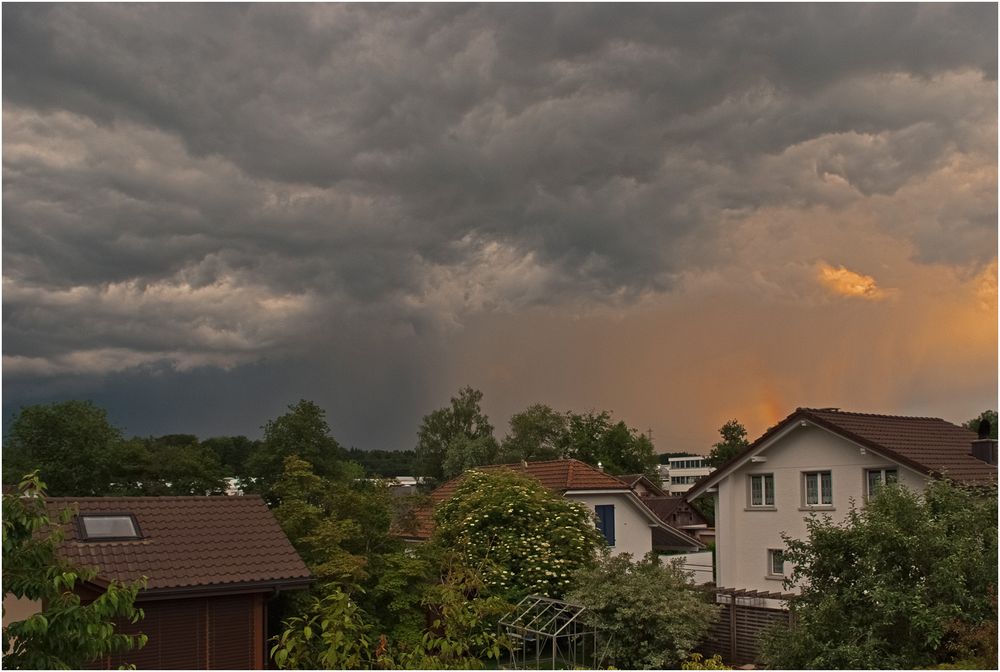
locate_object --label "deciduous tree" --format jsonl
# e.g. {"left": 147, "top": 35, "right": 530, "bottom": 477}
{"left": 705, "top": 419, "right": 749, "bottom": 468}
{"left": 415, "top": 387, "right": 498, "bottom": 480}
{"left": 567, "top": 552, "right": 720, "bottom": 669}
{"left": 3, "top": 473, "right": 147, "bottom": 669}
{"left": 432, "top": 469, "right": 603, "bottom": 600}
{"left": 759, "top": 479, "right": 998, "bottom": 669}
{"left": 498, "top": 404, "right": 568, "bottom": 463}
{"left": 3, "top": 401, "right": 125, "bottom": 496}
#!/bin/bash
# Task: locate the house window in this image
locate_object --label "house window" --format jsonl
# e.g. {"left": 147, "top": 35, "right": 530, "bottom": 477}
{"left": 749, "top": 474, "right": 775, "bottom": 507}
{"left": 767, "top": 549, "right": 785, "bottom": 577}
{"left": 803, "top": 471, "right": 833, "bottom": 506}
{"left": 866, "top": 468, "right": 898, "bottom": 498}
{"left": 595, "top": 504, "right": 616, "bottom": 546}
{"left": 78, "top": 514, "right": 141, "bottom": 540}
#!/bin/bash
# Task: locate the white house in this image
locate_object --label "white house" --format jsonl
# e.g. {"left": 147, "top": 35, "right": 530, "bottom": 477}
{"left": 686, "top": 407, "right": 997, "bottom": 594}
{"left": 397, "top": 459, "right": 703, "bottom": 556}
{"left": 659, "top": 455, "right": 715, "bottom": 495}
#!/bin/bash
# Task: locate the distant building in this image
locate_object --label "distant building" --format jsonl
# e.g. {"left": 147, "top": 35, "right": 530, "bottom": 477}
{"left": 658, "top": 456, "right": 714, "bottom": 495}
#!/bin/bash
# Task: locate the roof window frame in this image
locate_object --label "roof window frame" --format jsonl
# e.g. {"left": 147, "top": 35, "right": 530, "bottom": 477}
{"left": 76, "top": 513, "right": 143, "bottom": 541}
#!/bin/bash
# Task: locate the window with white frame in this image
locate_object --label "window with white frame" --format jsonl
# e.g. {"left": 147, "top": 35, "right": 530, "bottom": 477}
{"left": 767, "top": 549, "right": 785, "bottom": 577}
{"left": 803, "top": 471, "right": 833, "bottom": 506}
{"left": 866, "top": 468, "right": 898, "bottom": 498}
{"left": 748, "top": 474, "right": 775, "bottom": 507}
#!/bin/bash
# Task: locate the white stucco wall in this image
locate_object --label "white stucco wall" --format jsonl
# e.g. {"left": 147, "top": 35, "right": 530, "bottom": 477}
{"left": 715, "top": 423, "right": 928, "bottom": 593}
{"left": 661, "top": 551, "right": 714, "bottom": 584}
{"left": 565, "top": 492, "right": 654, "bottom": 558}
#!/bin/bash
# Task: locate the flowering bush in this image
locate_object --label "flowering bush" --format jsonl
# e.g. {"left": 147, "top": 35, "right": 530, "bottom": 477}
{"left": 431, "top": 470, "right": 604, "bottom": 599}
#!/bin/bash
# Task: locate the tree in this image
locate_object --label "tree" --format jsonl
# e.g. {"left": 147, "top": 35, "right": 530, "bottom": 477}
{"left": 271, "top": 456, "right": 382, "bottom": 592}
{"left": 498, "top": 404, "right": 568, "bottom": 463}
{"left": 201, "top": 435, "right": 258, "bottom": 477}
{"left": 559, "top": 411, "right": 658, "bottom": 476}
{"left": 3, "top": 473, "right": 147, "bottom": 669}
{"left": 759, "top": 479, "right": 998, "bottom": 669}
{"left": 567, "top": 552, "right": 720, "bottom": 669}
{"left": 139, "top": 436, "right": 229, "bottom": 495}
{"left": 705, "top": 420, "right": 749, "bottom": 468}
{"left": 964, "top": 410, "right": 998, "bottom": 439}
{"left": 3, "top": 401, "right": 125, "bottom": 496}
{"left": 431, "top": 469, "right": 604, "bottom": 600}
{"left": 415, "top": 387, "right": 498, "bottom": 480}
{"left": 245, "top": 400, "right": 349, "bottom": 497}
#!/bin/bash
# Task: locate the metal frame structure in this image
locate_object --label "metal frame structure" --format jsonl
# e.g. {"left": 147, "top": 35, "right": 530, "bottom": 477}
{"left": 499, "top": 595, "right": 605, "bottom": 669}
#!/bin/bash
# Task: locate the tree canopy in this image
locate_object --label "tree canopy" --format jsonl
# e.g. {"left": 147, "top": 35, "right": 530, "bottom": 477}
{"left": 431, "top": 469, "right": 604, "bottom": 600}
{"left": 498, "top": 403, "right": 568, "bottom": 463}
{"left": 2, "top": 473, "right": 147, "bottom": 669}
{"left": 3, "top": 401, "right": 125, "bottom": 496}
{"left": 760, "top": 479, "right": 998, "bottom": 669}
{"left": 705, "top": 419, "right": 749, "bottom": 468}
{"left": 567, "top": 552, "right": 720, "bottom": 669}
{"left": 559, "top": 410, "right": 658, "bottom": 476}
{"left": 415, "top": 387, "right": 498, "bottom": 480}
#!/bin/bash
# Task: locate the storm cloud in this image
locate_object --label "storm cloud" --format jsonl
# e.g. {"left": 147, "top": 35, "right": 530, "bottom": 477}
{"left": 3, "top": 4, "right": 996, "bottom": 451}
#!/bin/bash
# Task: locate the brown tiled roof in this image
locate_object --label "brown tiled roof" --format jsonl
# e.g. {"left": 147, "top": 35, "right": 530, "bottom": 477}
{"left": 802, "top": 408, "right": 997, "bottom": 485}
{"left": 644, "top": 496, "right": 711, "bottom": 527}
{"left": 614, "top": 473, "right": 667, "bottom": 496}
{"left": 46, "top": 496, "right": 312, "bottom": 595}
{"left": 398, "top": 459, "right": 632, "bottom": 541}
{"left": 687, "top": 407, "right": 997, "bottom": 499}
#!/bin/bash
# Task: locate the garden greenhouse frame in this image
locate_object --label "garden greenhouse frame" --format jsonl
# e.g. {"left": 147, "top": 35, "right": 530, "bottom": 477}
{"left": 499, "top": 595, "right": 606, "bottom": 669}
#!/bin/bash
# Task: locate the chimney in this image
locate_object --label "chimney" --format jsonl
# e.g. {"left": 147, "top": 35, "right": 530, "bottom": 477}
{"left": 970, "top": 418, "right": 998, "bottom": 465}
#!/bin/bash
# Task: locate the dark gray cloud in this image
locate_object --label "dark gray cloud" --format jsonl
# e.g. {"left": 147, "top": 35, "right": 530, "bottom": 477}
{"left": 3, "top": 4, "right": 996, "bottom": 447}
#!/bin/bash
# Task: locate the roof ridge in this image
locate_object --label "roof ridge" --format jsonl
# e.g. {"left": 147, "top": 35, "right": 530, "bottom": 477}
{"left": 46, "top": 495, "right": 264, "bottom": 502}
{"left": 799, "top": 407, "right": 946, "bottom": 422}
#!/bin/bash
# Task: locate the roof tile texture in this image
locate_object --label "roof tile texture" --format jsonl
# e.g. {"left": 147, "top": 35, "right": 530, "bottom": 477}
{"left": 802, "top": 408, "right": 997, "bottom": 485}
{"left": 46, "top": 496, "right": 311, "bottom": 591}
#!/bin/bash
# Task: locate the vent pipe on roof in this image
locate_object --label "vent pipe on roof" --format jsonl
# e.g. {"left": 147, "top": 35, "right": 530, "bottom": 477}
{"left": 971, "top": 419, "right": 997, "bottom": 465}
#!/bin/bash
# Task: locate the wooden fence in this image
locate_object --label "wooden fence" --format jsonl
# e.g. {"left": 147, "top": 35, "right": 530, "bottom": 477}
{"left": 697, "top": 587, "right": 795, "bottom": 666}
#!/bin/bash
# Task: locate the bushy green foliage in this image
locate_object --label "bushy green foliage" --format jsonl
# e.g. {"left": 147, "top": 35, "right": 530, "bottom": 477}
{"left": 416, "top": 386, "right": 498, "bottom": 480}
{"left": 559, "top": 410, "right": 658, "bottom": 476}
{"left": 2, "top": 473, "right": 147, "bottom": 669}
{"left": 270, "top": 563, "right": 510, "bottom": 670}
{"left": 432, "top": 470, "right": 604, "bottom": 599}
{"left": 682, "top": 653, "right": 732, "bottom": 669}
{"left": 246, "top": 399, "right": 351, "bottom": 498}
{"left": 498, "top": 403, "right": 568, "bottom": 463}
{"left": 705, "top": 419, "right": 749, "bottom": 468}
{"left": 964, "top": 410, "right": 998, "bottom": 439}
{"left": 567, "top": 552, "right": 720, "bottom": 669}
{"left": 760, "top": 479, "right": 998, "bottom": 669}
{"left": 271, "top": 455, "right": 393, "bottom": 591}
{"left": 3, "top": 401, "right": 125, "bottom": 496}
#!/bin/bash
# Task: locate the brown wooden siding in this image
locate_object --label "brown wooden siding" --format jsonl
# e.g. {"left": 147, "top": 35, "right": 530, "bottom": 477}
{"left": 91, "top": 594, "right": 263, "bottom": 670}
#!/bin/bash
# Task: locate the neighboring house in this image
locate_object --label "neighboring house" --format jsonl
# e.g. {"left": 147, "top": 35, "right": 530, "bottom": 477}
{"left": 659, "top": 455, "right": 714, "bottom": 495}
{"left": 686, "top": 407, "right": 998, "bottom": 594}
{"left": 396, "top": 459, "right": 703, "bottom": 556}
{"left": 614, "top": 473, "right": 668, "bottom": 497}
{"left": 6, "top": 496, "right": 312, "bottom": 669}
{"left": 644, "top": 495, "right": 715, "bottom": 546}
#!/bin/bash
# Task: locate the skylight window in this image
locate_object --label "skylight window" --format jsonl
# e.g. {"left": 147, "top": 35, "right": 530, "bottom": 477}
{"left": 78, "top": 514, "right": 141, "bottom": 540}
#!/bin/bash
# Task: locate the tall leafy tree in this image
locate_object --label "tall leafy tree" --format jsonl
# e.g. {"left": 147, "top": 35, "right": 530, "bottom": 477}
{"left": 705, "top": 419, "right": 749, "bottom": 468}
{"left": 559, "top": 411, "right": 658, "bottom": 476}
{"left": 415, "top": 387, "right": 498, "bottom": 480}
{"left": 201, "top": 435, "right": 259, "bottom": 477}
{"left": 245, "top": 400, "right": 350, "bottom": 497}
{"left": 3, "top": 473, "right": 147, "bottom": 669}
{"left": 760, "top": 480, "right": 998, "bottom": 669}
{"left": 3, "top": 401, "right": 125, "bottom": 496}
{"left": 498, "top": 404, "right": 568, "bottom": 463}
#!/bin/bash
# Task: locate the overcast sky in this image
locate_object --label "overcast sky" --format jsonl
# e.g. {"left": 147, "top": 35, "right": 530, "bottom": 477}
{"left": 3, "top": 4, "right": 997, "bottom": 453}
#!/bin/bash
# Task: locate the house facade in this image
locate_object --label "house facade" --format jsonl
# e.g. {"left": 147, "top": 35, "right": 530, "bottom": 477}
{"left": 397, "top": 459, "right": 703, "bottom": 556}
{"left": 686, "top": 408, "right": 997, "bottom": 594}
{"left": 5, "top": 495, "right": 312, "bottom": 669}
{"left": 659, "top": 456, "right": 715, "bottom": 495}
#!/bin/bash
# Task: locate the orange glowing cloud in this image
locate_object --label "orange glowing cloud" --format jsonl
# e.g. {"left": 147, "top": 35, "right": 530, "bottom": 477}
{"left": 817, "top": 263, "right": 887, "bottom": 300}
